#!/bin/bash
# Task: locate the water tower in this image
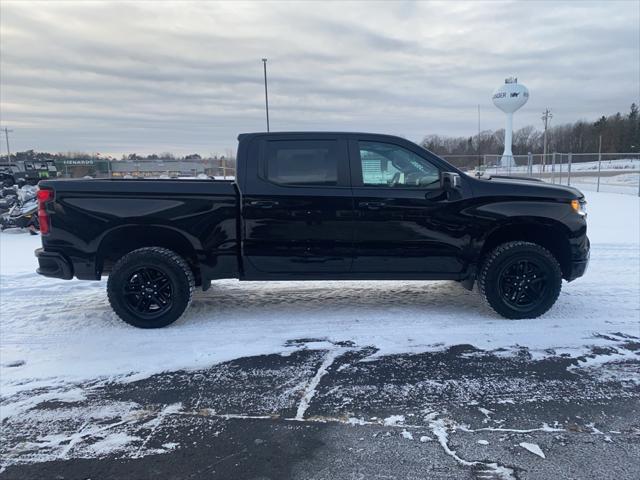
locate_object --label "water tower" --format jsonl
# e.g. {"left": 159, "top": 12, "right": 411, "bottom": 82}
{"left": 492, "top": 77, "right": 529, "bottom": 168}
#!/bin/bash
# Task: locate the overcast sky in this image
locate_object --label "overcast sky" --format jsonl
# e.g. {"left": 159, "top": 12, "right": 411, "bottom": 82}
{"left": 1, "top": 0, "right": 638, "bottom": 156}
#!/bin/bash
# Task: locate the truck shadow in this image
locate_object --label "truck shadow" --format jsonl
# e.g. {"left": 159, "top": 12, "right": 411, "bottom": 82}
{"left": 189, "top": 280, "right": 495, "bottom": 319}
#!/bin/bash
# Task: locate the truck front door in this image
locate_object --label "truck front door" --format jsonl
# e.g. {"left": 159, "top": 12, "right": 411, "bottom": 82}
{"left": 349, "top": 137, "right": 466, "bottom": 275}
{"left": 242, "top": 135, "right": 353, "bottom": 276}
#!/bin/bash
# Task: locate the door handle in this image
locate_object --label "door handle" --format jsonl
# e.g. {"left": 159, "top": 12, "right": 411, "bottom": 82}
{"left": 359, "top": 201, "right": 386, "bottom": 210}
{"left": 249, "top": 200, "right": 279, "bottom": 208}
{"left": 425, "top": 190, "right": 447, "bottom": 201}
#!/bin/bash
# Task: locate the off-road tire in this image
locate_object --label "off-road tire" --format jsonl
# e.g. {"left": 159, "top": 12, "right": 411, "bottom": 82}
{"left": 478, "top": 241, "right": 562, "bottom": 319}
{"left": 107, "top": 247, "right": 195, "bottom": 328}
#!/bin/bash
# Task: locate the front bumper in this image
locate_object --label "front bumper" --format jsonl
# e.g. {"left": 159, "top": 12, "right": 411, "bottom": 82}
{"left": 35, "top": 248, "right": 73, "bottom": 280}
{"left": 568, "top": 257, "right": 589, "bottom": 281}
{"left": 567, "top": 237, "right": 590, "bottom": 282}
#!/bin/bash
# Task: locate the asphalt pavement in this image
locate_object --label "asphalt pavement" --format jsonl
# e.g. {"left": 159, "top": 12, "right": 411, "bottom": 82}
{"left": 2, "top": 339, "right": 639, "bottom": 480}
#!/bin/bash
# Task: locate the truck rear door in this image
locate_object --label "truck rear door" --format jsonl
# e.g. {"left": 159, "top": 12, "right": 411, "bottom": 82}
{"left": 242, "top": 134, "right": 353, "bottom": 276}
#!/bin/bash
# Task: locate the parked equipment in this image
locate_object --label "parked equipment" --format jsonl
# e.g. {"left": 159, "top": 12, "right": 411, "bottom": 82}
{"left": 1, "top": 184, "right": 39, "bottom": 234}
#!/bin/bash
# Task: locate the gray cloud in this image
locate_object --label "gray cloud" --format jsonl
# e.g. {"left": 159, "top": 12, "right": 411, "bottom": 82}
{"left": 1, "top": 0, "right": 638, "bottom": 156}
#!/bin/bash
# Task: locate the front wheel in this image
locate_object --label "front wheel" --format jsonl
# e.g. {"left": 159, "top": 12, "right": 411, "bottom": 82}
{"left": 107, "top": 247, "right": 195, "bottom": 328}
{"left": 478, "top": 241, "right": 562, "bottom": 319}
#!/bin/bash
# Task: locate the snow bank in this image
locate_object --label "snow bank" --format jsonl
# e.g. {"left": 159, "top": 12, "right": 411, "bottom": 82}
{"left": 487, "top": 158, "right": 639, "bottom": 174}
{"left": 0, "top": 231, "right": 40, "bottom": 274}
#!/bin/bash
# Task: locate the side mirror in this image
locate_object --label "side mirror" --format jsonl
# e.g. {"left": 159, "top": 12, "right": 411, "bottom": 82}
{"left": 441, "top": 172, "right": 461, "bottom": 191}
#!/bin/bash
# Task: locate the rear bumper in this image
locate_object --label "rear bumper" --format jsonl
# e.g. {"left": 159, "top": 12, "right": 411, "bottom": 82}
{"left": 35, "top": 248, "right": 73, "bottom": 280}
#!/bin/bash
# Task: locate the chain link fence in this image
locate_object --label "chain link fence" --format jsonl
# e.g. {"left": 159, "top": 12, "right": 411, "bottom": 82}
{"left": 442, "top": 153, "right": 640, "bottom": 196}
{"left": 39, "top": 152, "right": 640, "bottom": 196}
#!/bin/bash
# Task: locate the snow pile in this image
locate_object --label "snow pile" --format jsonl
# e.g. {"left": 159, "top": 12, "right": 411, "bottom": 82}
{"left": 400, "top": 429, "right": 413, "bottom": 440}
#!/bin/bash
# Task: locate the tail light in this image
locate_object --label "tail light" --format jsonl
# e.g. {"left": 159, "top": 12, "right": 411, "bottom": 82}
{"left": 37, "top": 188, "right": 55, "bottom": 235}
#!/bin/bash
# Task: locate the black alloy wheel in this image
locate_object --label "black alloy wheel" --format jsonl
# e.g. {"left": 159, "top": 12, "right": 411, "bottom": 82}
{"left": 478, "top": 241, "right": 562, "bottom": 319}
{"left": 107, "top": 247, "right": 195, "bottom": 328}
{"left": 497, "top": 259, "right": 548, "bottom": 312}
{"left": 123, "top": 267, "right": 173, "bottom": 319}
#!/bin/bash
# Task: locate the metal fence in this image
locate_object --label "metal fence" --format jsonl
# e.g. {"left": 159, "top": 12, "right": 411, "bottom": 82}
{"left": 442, "top": 153, "right": 640, "bottom": 196}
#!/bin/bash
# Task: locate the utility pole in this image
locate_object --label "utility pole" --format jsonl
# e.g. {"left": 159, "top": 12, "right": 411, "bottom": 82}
{"left": 262, "top": 58, "right": 270, "bottom": 132}
{"left": 541, "top": 108, "right": 552, "bottom": 172}
{"left": 3, "top": 127, "right": 13, "bottom": 162}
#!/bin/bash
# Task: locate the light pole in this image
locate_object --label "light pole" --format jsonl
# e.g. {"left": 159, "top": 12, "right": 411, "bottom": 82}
{"left": 262, "top": 58, "right": 270, "bottom": 132}
{"left": 477, "top": 104, "right": 481, "bottom": 171}
{"left": 3, "top": 127, "right": 13, "bottom": 162}
{"left": 541, "top": 108, "right": 552, "bottom": 172}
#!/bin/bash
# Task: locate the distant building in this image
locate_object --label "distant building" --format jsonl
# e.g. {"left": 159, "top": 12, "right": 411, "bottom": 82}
{"left": 109, "top": 159, "right": 235, "bottom": 178}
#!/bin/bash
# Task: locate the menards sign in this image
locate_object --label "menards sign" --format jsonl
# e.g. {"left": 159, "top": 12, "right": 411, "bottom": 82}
{"left": 62, "top": 159, "right": 95, "bottom": 166}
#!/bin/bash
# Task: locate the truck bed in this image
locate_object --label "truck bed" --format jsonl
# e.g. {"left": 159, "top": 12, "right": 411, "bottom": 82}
{"left": 38, "top": 178, "right": 240, "bottom": 282}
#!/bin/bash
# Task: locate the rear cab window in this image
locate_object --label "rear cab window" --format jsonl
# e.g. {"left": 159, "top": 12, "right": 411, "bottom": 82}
{"left": 260, "top": 138, "right": 349, "bottom": 188}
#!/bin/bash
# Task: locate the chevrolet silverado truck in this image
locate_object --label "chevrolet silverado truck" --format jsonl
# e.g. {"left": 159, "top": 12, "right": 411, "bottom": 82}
{"left": 35, "top": 132, "right": 589, "bottom": 328}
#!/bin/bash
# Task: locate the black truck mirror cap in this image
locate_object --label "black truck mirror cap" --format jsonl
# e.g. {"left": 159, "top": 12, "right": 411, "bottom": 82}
{"left": 441, "top": 172, "right": 461, "bottom": 191}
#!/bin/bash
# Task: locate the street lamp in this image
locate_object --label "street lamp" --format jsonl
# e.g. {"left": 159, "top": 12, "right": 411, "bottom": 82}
{"left": 262, "top": 58, "right": 270, "bottom": 132}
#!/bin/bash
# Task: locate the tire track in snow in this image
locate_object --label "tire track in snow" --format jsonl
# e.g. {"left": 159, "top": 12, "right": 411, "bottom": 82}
{"left": 133, "top": 403, "right": 183, "bottom": 458}
{"left": 295, "top": 348, "right": 348, "bottom": 421}
{"left": 426, "top": 414, "right": 518, "bottom": 480}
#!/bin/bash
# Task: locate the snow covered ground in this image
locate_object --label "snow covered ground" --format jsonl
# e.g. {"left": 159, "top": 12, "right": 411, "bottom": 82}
{"left": 485, "top": 157, "right": 640, "bottom": 174}
{"left": 1, "top": 191, "right": 639, "bottom": 478}
{"left": 1, "top": 192, "right": 638, "bottom": 401}
{"left": 565, "top": 173, "right": 640, "bottom": 196}
{"left": 476, "top": 158, "right": 640, "bottom": 195}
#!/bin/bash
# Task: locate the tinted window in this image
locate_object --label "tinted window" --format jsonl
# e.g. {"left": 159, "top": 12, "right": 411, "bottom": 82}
{"left": 266, "top": 140, "right": 339, "bottom": 186}
{"left": 359, "top": 141, "right": 440, "bottom": 187}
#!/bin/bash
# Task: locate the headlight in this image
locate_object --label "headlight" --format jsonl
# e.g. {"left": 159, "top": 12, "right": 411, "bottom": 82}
{"left": 570, "top": 199, "right": 587, "bottom": 216}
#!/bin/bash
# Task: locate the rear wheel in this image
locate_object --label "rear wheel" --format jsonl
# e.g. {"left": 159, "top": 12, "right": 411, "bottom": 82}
{"left": 478, "top": 241, "right": 562, "bottom": 319}
{"left": 107, "top": 247, "right": 195, "bottom": 328}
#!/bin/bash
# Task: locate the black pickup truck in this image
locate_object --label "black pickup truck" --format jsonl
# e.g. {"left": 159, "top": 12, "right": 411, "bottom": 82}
{"left": 35, "top": 132, "right": 589, "bottom": 328}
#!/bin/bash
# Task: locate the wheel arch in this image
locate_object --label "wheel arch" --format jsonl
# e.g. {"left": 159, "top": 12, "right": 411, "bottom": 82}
{"left": 480, "top": 218, "right": 572, "bottom": 280}
{"left": 96, "top": 225, "right": 202, "bottom": 284}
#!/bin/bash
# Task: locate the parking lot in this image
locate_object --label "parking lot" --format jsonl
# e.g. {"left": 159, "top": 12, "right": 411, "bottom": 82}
{"left": 1, "top": 192, "right": 639, "bottom": 479}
